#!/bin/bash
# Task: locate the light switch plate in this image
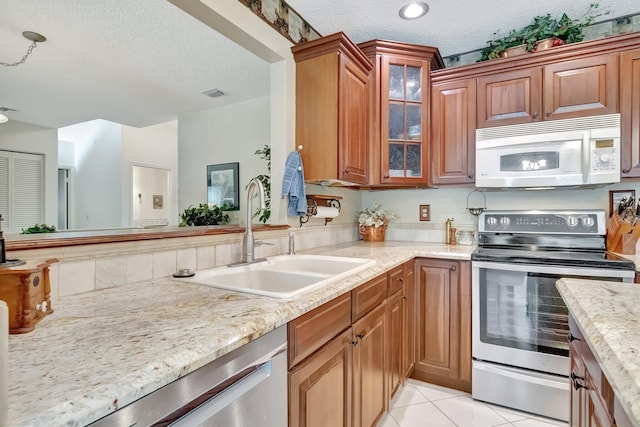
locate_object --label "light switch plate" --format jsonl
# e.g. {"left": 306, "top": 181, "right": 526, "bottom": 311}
{"left": 419, "top": 205, "right": 430, "bottom": 221}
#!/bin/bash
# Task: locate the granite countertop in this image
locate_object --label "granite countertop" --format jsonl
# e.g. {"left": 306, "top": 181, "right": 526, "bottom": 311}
{"left": 7, "top": 241, "right": 474, "bottom": 427}
{"left": 557, "top": 278, "right": 640, "bottom": 427}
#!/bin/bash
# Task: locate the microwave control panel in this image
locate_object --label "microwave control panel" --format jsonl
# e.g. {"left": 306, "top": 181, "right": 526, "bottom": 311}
{"left": 591, "top": 138, "right": 618, "bottom": 172}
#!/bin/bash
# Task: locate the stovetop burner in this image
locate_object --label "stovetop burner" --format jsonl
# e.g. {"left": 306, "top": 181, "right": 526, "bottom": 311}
{"left": 473, "top": 209, "right": 636, "bottom": 271}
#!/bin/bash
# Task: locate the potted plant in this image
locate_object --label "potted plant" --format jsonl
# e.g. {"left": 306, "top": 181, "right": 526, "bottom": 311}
{"left": 248, "top": 145, "right": 271, "bottom": 224}
{"left": 179, "top": 203, "right": 230, "bottom": 226}
{"left": 479, "top": 4, "right": 609, "bottom": 61}
{"left": 357, "top": 204, "right": 397, "bottom": 242}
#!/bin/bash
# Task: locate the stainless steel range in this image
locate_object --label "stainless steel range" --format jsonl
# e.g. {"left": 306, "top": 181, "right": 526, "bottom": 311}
{"left": 471, "top": 210, "right": 635, "bottom": 421}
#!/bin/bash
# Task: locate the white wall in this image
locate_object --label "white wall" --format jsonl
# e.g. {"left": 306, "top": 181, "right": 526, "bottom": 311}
{"left": 72, "top": 120, "right": 122, "bottom": 229}
{"left": 363, "top": 180, "right": 640, "bottom": 241}
{"left": 0, "top": 120, "right": 58, "bottom": 228}
{"left": 178, "top": 97, "right": 271, "bottom": 225}
{"left": 122, "top": 123, "right": 178, "bottom": 225}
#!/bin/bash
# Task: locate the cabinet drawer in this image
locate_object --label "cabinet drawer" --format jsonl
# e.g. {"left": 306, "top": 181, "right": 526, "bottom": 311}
{"left": 288, "top": 292, "right": 351, "bottom": 368}
{"left": 388, "top": 265, "right": 404, "bottom": 295}
{"left": 352, "top": 274, "right": 388, "bottom": 321}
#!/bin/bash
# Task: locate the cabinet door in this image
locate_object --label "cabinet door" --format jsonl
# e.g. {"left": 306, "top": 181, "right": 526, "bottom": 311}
{"left": 431, "top": 78, "right": 476, "bottom": 184}
{"left": 543, "top": 54, "right": 618, "bottom": 121}
{"left": 339, "top": 53, "right": 370, "bottom": 185}
{"left": 413, "top": 258, "right": 471, "bottom": 392}
{"left": 352, "top": 303, "right": 386, "bottom": 427}
{"left": 477, "top": 68, "right": 543, "bottom": 128}
{"left": 386, "top": 290, "right": 403, "bottom": 402}
{"left": 289, "top": 328, "right": 353, "bottom": 427}
{"left": 402, "top": 260, "right": 416, "bottom": 379}
{"left": 621, "top": 48, "right": 640, "bottom": 177}
{"left": 380, "top": 56, "right": 430, "bottom": 185}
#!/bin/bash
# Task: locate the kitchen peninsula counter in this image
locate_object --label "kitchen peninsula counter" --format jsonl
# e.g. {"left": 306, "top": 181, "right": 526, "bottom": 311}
{"left": 557, "top": 278, "right": 640, "bottom": 427}
{"left": 6, "top": 241, "right": 474, "bottom": 427}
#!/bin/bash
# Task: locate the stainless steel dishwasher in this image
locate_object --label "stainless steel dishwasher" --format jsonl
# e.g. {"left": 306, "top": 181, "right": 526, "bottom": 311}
{"left": 89, "top": 326, "right": 287, "bottom": 427}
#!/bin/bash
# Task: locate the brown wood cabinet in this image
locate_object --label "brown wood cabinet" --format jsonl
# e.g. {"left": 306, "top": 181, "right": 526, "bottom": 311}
{"left": 385, "top": 262, "right": 413, "bottom": 403}
{"left": 568, "top": 315, "right": 633, "bottom": 427}
{"left": 431, "top": 78, "right": 476, "bottom": 185}
{"left": 292, "top": 32, "right": 372, "bottom": 185}
{"left": 288, "top": 270, "right": 392, "bottom": 427}
{"left": 289, "top": 328, "right": 353, "bottom": 427}
{"left": 477, "top": 54, "right": 618, "bottom": 128}
{"left": 352, "top": 302, "right": 386, "bottom": 427}
{"left": 412, "top": 258, "right": 471, "bottom": 392}
{"left": 621, "top": 48, "right": 640, "bottom": 177}
{"left": 358, "top": 40, "right": 443, "bottom": 186}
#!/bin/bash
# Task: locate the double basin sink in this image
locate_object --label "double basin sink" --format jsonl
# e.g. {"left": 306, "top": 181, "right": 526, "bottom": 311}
{"left": 176, "top": 254, "right": 376, "bottom": 298}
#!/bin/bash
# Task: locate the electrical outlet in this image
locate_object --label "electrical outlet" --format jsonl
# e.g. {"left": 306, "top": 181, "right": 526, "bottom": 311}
{"left": 419, "top": 204, "right": 430, "bottom": 221}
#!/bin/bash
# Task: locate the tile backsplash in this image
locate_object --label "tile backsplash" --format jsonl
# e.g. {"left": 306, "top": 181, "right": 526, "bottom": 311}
{"left": 10, "top": 224, "right": 358, "bottom": 299}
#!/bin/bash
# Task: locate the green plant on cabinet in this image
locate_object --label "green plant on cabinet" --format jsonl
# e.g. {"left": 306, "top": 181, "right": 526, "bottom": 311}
{"left": 179, "top": 203, "right": 230, "bottom": 226}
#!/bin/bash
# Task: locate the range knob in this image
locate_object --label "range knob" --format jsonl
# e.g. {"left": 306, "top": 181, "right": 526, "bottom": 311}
{"left": 499, "top": 217, "right": 510, "bottom": 226}
{"left": 486, "top": 216, "right": 498, "bottom": 226}
{"left": 566, "top": 216, "right": 579, "bottom": 227}
{"left": 582, "top": 216, "right": 595, "bottom": 227}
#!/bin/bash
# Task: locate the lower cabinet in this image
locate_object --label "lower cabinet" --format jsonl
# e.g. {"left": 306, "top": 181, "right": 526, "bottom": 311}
{"left": 412, "top": 258, "right": 471, "bottom": 392}
{"left": 569, "top": 315, "right": 633, "bottom": 427}
{"left": 289, "top": 328, "right": 353, "bottom": 427}
{"left": 288, "top": 272, "right": 389, "bottom": 427}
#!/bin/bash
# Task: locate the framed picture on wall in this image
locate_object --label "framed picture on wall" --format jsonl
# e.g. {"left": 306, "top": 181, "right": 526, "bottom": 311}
{"left": 207, "top": 162, "right": 239, "bottom": 210}
{"left": 609, "top": 189, "right": 635, "bottom": 216}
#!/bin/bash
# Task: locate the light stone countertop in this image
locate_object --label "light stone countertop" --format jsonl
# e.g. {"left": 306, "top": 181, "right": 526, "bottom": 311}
{"left": 6, "top": 241, "right": 474, "bottom": 427}
{"left": 557, "top": 278, "right": 640, "bottom": 427}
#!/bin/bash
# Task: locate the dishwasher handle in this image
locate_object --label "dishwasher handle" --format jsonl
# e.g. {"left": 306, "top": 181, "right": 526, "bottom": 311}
{"left": 168, "top": 360, "right": 272, "bottom": 427}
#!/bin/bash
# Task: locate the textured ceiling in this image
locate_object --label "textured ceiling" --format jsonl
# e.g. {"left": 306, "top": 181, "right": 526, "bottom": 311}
{"left": 0, "top": 0, "right": 271, "bottom": 128}
{"left": 1, "top": 0, "right": 639, "bottom": 129}
{"left": 287, "top": 0, "right": 639, "bottom": 57}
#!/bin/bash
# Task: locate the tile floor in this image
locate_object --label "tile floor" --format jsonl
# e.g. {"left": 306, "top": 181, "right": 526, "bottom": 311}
{"left": 376, "top": 379, "right": 569, "bottom": 427}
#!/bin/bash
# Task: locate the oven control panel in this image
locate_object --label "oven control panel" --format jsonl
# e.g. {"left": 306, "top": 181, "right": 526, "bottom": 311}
{"left": 479, "top": 210, "right": 605, "bottom": 234}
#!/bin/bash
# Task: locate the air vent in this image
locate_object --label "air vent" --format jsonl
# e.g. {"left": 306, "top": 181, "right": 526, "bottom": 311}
{"left": 202, "top": 88, "right": 227, "bottom": 98}
{"left": 0, "top": 107, "right": 17, "bottom": 112}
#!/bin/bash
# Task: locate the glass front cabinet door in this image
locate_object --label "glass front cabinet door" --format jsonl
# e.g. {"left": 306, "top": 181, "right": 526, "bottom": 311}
{"left": 359, "top": 41, "right": 444, "bottom": 186}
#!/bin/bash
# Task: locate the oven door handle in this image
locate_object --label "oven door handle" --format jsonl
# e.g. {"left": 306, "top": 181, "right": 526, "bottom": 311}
{"left": 472, "top": 260, "right": 633, "bottom": 280}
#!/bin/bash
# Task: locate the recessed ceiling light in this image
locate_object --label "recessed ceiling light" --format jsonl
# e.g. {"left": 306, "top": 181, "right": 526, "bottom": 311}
{"left": 399, "top": 2, "right": 429, "bottom": 20}
{"left": 0, "top": 113, "right": 8, "bottom": 124}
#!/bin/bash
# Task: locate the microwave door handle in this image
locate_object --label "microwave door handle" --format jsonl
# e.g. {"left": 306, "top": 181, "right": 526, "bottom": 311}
{"left": 582, "top": 131, "right": 590, "bottom": 183}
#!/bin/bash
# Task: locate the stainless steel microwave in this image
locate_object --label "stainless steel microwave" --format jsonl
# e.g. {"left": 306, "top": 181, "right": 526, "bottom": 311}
{"left": 475, "top": 114, "right": 620, "bottom": 189}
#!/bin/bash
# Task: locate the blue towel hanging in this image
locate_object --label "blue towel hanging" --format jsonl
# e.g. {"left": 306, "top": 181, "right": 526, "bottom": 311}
{"left": 281, "top": 150, "right": 307, "bottom": 216}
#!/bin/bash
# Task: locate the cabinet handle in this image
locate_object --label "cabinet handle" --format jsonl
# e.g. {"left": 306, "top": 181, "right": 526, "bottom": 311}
{"left": 468, "top": 174, "right": 474, "bottom": 179}
{"left": 383, "top": 174, "right": 390, "bottom": 179}
{"left": 570, "top": 371, "right": 585, "bottom": 382}
{"left": 402, "top": 295, "right": 408, "bottom": 301}
{"left": 568, "top": 332, "right": 580, "bottom": 343}
{"left": 450, "top": 266, "right": 457, "bottom": 271}
{"left": 532, "top": 112, "right": 539, "bottom": 119}
{"left": 622, "top": 167, "right": 631, "bottom": 174}
{"left": 343, "top": 169, "right": 349, "bottom": 174}
{"left": 545, "top": 111, "right": 552, "bottom": 117}
{"left": 572, "top": 379, "right": 587, "bottom": 391}
{"left": 351, "top": 340, "right": 359, "bottom": 346}
{"left": 356, "top": 333, "right": 365, "bottom": 340}
{"left": 398, "top": 277, "right": 404, "bottom": 283}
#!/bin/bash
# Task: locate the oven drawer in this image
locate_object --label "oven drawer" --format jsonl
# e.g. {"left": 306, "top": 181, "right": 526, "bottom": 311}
{"left": 473, "top": 360, "right": 569, "bottom": 421}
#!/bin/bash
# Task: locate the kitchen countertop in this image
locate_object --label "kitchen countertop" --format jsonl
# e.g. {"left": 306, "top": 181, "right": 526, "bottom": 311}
{"left": 6, "top": 241, "right": 474, "bottom": 427}
{"left": 557, "top": 278, "right": 640, "bottom": 427}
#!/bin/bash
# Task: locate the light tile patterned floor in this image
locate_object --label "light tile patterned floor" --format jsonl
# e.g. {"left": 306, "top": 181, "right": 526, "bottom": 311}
{"left": 376, "top": 379, "right": 569, "bottom": 427}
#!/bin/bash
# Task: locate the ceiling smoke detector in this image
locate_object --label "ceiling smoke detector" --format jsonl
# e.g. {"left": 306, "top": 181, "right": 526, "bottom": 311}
{"left": 202, "top": 88, "right": 227, "bottom": 98}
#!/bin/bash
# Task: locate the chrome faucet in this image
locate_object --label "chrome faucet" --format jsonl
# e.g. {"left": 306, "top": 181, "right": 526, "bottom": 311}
{"left": 241, "top": 178, "right": 267, "bottom": 264}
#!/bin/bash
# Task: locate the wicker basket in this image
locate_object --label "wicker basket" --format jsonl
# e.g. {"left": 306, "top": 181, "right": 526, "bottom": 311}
{"left": 359, "top": 225, "right": 386, "bottom": 242}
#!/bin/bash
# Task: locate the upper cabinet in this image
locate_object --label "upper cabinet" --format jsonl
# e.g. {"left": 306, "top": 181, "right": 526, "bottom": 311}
{"left": 292, "top": 32, "right": 373, "bottom": 185}
{"left": 477, "top": 54, "right": 618, "bottom": 128}
{"left": 621, "top": 48, "right": 640, "bottom": 177}
{"left": 359, "top": 40, "right": 443, "bottom": 186}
